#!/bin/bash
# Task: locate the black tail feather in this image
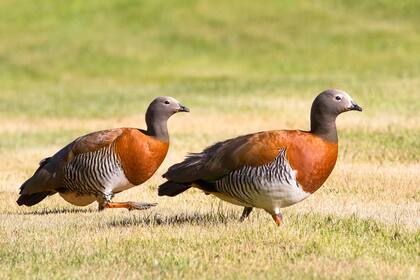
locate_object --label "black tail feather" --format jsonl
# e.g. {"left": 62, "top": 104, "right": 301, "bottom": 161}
{"left": 16, "top": 192, "right": 52, "bottom": 206}
{"left": 158, "top": 181, "right": 191, "bottom": 197}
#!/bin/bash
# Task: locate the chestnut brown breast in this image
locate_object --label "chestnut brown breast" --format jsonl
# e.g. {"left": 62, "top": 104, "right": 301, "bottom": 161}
{"left": 283, "top": 131, "right": 338, "bottom": 193}
{"left": 224, "top": 130, "right": 338, "bottom": 194}
{"left": 115, "top": 129, "right": 169, "bottom": 185}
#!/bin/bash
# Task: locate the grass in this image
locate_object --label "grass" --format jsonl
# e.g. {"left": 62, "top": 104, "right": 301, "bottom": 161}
{"left": 0, "top": 0, "right": 419, "bottom": 279}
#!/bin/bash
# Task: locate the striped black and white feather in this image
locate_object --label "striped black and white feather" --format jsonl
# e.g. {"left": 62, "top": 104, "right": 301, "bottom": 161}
{"left": 62, "top": 143, "right": 131, "bottom": 202}
{"left": 212, "top": 149, "right": 310, "bottom": 210}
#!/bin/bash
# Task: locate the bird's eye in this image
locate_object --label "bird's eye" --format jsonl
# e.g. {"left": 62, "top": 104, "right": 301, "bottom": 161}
{"left": 164, "top": 100, "right": 170, "bottom": 104}
{"left": 335, "top": 96, "right": 342, "bottom": 101}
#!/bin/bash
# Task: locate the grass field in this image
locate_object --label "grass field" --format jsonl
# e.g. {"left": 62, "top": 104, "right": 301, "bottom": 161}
{"left": 0, "top": 0, "right": 419, "bottom": 279}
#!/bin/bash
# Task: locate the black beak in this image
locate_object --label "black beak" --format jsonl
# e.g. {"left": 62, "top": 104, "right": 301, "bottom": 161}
{"left": 178, "top": 104, "right": 190, "bottom": 112}
{"left": 350, "top": 101, "right": 363, "bottom": 112}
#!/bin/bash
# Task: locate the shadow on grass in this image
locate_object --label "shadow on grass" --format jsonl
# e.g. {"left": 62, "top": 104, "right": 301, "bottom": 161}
{"left": 10, "top": 207, "right": 96, "bottom": 215}
{"left": 107, "top": 210, "right": 240, "bottom": 227}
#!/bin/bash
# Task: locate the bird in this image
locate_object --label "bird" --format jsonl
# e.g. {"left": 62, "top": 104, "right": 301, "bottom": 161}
{"left": 158, "top": 89, "right": 362, "bottom": 226}
{"left": 17, "top": 96, "right": 189, "bottom": 211}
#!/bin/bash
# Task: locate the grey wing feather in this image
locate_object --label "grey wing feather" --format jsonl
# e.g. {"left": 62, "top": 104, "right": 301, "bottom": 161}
{"left": 162, "top": 151, "right": 210, "bottom": 183}
{"left": 19, "top": 128, "right": 123, "bottom": 195}
{"left": 19, "top": 143, "right": 73, "bottom": 195}
{"left": 163, "top": 134, "right": 253, "bottom": 183}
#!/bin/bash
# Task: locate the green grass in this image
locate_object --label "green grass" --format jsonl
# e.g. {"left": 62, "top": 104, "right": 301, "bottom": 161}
{"left": 1, "top": 0, "right": 419, "bottom": 118}
{"left": 1, "top": 212, "right": 418, "bottom": 279}
{"left": 0, "top": 0, "right": 419, "bottom": 279}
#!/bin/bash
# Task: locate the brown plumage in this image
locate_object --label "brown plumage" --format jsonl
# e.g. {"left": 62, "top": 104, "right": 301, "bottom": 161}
{"left": 17, "top": 96, "right": 189, "bottom": 211}
{"left": 115, "top": 129, "right": 170, "bottom": 186}
{"left": 159, "top": 89, "right": 362, "bottom": 226}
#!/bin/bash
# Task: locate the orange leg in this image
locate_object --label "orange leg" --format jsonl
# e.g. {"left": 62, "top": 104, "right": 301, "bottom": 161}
{"left": 103, "top": 201, "right": 157, "bottom": 211}
{"left": 271, "top": 213, "right": 282, "bottom": 226}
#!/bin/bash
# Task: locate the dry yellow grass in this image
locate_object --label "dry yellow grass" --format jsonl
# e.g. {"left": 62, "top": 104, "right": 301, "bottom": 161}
{"left": 1, "top": 110, "right": 418, "bottom": 226}
{"left": 1, "top": 0, "right": 420, "bottom": 278}
{"left": 1, "top": 104, "right": 419, "bottom": 279}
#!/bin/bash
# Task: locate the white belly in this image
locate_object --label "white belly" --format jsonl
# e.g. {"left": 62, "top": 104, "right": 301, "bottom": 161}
{"left": 213, "top": 180, "right": 311, "bottom": 213}
{"left": 104, "top": 167, "right": 135, "bottom": 194}
{"left": 213, "top": 148, "right": 311, "bottom": 214}
{"left": 253, "top": 181, "right": 311, "bottom": 210}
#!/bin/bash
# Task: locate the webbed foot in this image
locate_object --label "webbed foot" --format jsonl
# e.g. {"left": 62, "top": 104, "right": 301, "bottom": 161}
{"left": 102, "top": 201, "right": 158, "bottom": 211}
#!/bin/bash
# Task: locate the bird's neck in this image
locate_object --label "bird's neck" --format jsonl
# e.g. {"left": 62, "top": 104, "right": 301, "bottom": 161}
{"left": 146, "top": 112, "right": 169, "bottom": 142}
{"left": 310, "top": 110, "right": 338, "bottom": 143}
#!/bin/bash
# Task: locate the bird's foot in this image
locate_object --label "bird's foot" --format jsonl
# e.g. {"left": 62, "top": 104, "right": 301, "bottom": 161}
{"left": 126, "top": 201, "right": 158, "bottom": 211}
{"left": 271, "top": 213, "right": 283, "bottom": 226}
{"left": 103, "top": 201, "right": 158, "bottom": 211}
{"left": 239, "top": 207, "right": 253, "bottom": 222}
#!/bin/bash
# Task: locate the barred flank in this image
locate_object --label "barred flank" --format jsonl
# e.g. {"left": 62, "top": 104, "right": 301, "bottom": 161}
{"left": 215, "top": 149, "right": 298, "bottom": 205}
{"left": 63, "top": 143, "right": 122, "bottom": 196}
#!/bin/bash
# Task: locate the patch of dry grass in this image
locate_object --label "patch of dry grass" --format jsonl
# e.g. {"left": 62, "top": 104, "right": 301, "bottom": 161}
{"left": 1, "top": 0, "right": 420, "bottom": 279}
{"left": 0, "top": 103, "right": 419, "bottom": 279}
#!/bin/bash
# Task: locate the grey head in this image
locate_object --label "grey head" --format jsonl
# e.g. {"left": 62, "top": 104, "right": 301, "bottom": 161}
{"left": 310, "top": 89, "right": 362, "bottom": 143}
{"left": 145, "top": 96, "right": 189, "bottom": 141}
